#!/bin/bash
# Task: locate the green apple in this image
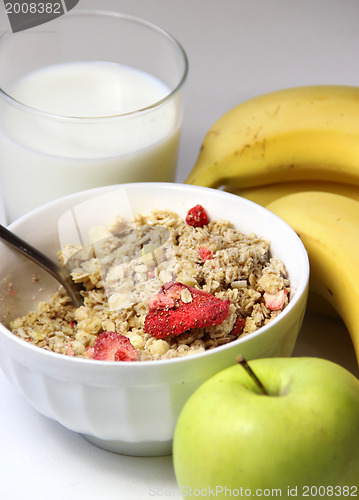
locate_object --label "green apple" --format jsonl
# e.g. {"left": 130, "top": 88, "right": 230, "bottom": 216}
{"left": 173, "top": 357, "right": 359, "bottom": 497}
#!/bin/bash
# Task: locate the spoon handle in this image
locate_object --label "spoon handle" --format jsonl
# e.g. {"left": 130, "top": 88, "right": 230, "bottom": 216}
{"left": 0, "top": 224, "right": 82, "bottom": 307}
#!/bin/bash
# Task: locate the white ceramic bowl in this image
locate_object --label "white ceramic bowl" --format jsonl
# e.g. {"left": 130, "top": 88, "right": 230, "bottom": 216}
{"left": 0, "top": 183, "right": 309, "bottom": 456}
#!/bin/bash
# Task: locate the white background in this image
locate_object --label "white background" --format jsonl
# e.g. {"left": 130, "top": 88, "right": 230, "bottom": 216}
{"left": 0, "top": 1, "right": 358, "bottom": 498}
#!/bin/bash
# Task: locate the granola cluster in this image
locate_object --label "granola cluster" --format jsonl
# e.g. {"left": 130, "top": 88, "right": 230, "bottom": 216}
{"left": 9, "top": 205, "right": 290, "bottom": 361}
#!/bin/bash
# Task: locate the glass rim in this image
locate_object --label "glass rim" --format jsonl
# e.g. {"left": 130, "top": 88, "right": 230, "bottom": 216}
{"left": 0, "top": 9, "right": 189, "bottom": 121}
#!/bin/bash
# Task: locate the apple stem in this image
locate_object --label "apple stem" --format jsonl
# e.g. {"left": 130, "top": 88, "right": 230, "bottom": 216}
{"left": 237, "top": 355, "right": 268, "bottom": 395}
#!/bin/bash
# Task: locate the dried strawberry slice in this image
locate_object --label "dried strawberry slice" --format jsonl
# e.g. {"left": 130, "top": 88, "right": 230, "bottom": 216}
{"left": 185, "top": 205, "right": 209, "bottom": 227}
{"left": 198, "top": 246, "right": 214, "bottom": 262}
{"left": 231, "top": 317, "right": 246, "bottom": 336}
{"left": 93, "top": 331, "right": 139, "bottom": 361}
{"left": 264, "top": 289, "right": 288, "bottom": 310}
{"left": 144, "top": 282, "right": 230, "bottom": 338}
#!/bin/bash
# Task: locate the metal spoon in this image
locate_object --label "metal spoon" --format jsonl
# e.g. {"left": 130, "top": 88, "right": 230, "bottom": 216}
{"left": 0, "top": 224, "right": 83, "bottom": 307}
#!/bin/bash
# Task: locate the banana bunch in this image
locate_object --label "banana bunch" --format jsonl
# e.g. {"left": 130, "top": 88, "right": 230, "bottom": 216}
{"left": 185, "top": 85, "right": 359, "bottom": 365}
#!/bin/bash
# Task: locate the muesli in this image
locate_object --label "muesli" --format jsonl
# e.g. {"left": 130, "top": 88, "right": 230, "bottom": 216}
{"left": 9, "top": 204, "right": 290, "bottom": 361}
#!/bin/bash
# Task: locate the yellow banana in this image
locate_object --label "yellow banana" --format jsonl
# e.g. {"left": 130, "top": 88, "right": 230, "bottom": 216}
{"left": 226, "top": 181, "right": 357, "bottom": 319}
{"left": 266, "top": 191, "right": 359, "bottom": 365}
{"left": 225, "top": 180, "right": 359, "bottom": 206}
{"left": 186, "top": 85, "right": 359, "bottom": 189}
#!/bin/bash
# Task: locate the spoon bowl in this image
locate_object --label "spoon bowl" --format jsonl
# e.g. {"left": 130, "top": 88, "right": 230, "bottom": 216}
{"left": 0, "top": 224, "right": 83, "bottom": 307}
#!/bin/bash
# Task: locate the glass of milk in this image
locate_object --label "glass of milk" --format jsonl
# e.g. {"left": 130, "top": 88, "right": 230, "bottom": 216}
{"left": 0, "top": 10, "right": 188, "bottom": 222}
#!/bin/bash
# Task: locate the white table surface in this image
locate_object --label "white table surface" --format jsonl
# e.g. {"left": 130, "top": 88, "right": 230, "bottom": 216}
{"left": 0, "top": 1, "right": 358, "bottom": 498}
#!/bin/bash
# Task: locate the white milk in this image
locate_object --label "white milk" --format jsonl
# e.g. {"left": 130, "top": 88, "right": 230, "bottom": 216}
{"left": 0, "top": 62, "right": 181, "bottom": 221}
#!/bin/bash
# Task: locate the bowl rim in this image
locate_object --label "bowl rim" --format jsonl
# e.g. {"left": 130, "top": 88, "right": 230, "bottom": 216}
{"left": 0, "top": 182, "right": 310, "bottom": 369}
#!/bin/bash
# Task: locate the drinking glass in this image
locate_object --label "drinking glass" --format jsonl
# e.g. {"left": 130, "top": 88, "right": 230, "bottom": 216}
{"left": 0, "top": 10, "right": 188, "bottom": 222}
